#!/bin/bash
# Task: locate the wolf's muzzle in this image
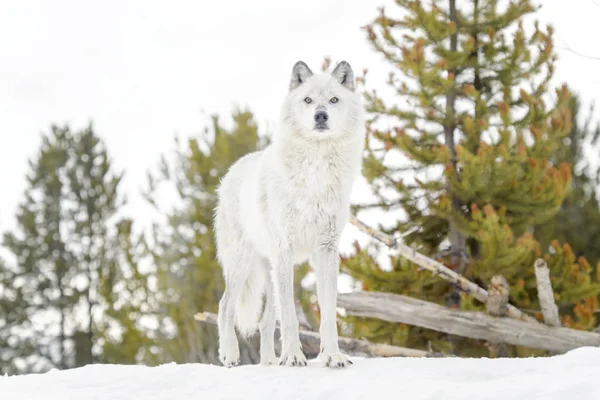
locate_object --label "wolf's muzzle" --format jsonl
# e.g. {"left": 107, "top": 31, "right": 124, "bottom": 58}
{"left": 314, "top": 111, "right": 329, "bottom": 130}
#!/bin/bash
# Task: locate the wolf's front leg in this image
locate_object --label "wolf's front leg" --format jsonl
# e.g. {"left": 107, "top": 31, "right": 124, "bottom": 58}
{"left": 271, "top": 252, "right": 307, "bottom": 367}
{"left": 312, "top": 246, "right": 353, "bottom": 368}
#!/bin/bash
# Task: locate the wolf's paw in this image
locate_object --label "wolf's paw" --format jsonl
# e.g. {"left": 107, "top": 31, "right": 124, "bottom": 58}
{"left": 278, "top": 348, "right": 307, "bottom": 367}
{"left": 259, "top": 355, "right": 279, "bottom": 366}
{"left": 219, "top": 343, "right": 240, "bottom": 368}
{"left": 322, "top": 352, "right": 353, "bottom": 368}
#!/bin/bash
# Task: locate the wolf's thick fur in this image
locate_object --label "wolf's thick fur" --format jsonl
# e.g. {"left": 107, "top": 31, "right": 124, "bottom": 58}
{"left": 214, "top": 60, "right": 365, "bottom": 368}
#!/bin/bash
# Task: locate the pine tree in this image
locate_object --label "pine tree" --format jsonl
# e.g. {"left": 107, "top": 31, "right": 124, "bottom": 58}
{"left": 143, "top": 109, "right": 269, "bottom": 364}
{"left": 1, "top": 124, "right": 149, "bottom": 372}
{"left": 2, "top": 126, "right": 74, "bottom": 371}
{"left": 65, "top": 124, "right": 153, "bottom": 366}
{"left": 341, "top": 0, "right": 600, "bottom": 356}
{"left": 61, "top": 124, "right": 124, "bottom": 366}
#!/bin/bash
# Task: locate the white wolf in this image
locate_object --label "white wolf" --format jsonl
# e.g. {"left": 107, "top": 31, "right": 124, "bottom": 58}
{"left": 214, "top": 60, "right": 365, "bottom": 368}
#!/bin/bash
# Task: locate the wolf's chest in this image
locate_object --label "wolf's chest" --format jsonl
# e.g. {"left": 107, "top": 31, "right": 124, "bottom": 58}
{"left": 283, "top": 170, "right": 342, "bottom": 238}
{"left": 288, "top": 164, "right": 342, "bottom": 207}
{"left": 270, "top": 146, "right": 353, "bottom": 254}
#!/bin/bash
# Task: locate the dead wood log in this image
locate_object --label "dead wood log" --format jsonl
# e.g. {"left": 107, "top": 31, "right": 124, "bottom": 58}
{"left": 534, "top": 258, "right": 561, "bottom": 327}
{"left": 486, "top": 275, "right": 510, "bottom": 357}
{"left": 348, "top": 215, "right": 537, "bottom": 323}
{"left": 337, "top": 291, "right": 600, "bottom": 354}
{"left": 193, "top": 312, "right": 447, "bottom": 358}
{"left": 486, "top": 275, "right": 510, "bottom": 316}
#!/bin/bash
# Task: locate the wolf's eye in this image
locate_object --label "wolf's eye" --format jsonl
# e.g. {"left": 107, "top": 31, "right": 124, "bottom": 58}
{"left": 330, "top": 97, "right": 339, "bottom": 104}
{"left": 304, "top": 97, "right": 312, "bottom": 103}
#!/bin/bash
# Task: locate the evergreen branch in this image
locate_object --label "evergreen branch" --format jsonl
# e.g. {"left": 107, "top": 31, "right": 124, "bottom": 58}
{"left": 351, "top": 200, "right": 403, "bottom": 213}
{"left": 388, "top": 164, "right": 430, "bottom": 173}
{"left": 348, "top": 214, "right": 538, "bottom": 323}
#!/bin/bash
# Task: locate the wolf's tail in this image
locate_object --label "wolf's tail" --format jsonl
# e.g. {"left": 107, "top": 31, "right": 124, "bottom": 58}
{"left": 233, "top": 269, "right": 266, "bottom": 338}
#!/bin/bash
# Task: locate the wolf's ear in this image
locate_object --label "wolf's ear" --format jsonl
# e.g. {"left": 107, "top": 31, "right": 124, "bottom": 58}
{"left": 290, "top": 61, "right": 313, "bottom": 91}
{"left": 331, "top": 61, "right": 355, "bottom": 91}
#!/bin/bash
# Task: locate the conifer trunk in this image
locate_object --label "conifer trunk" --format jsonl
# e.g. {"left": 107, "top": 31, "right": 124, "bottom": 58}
{"left": 444, "top": 0, "right": 468, "bottom": 290}
{"left": 85, "top": 192, "right": 95, "bottom": 366}
{"left": 86, "top": 251, "right": 94, "bottom": 365}
{"left": 58, "top": 279, "right": 66, "bottom": 369}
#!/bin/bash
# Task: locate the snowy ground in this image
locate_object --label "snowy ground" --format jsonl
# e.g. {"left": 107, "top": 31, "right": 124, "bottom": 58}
{"left": 2, "top": 347, "right": 599, "bottom": 400}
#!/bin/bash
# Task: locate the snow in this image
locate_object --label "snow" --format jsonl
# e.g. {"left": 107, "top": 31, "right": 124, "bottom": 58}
{"left": 2, "top": 347, "right": 599, "bottom": 400}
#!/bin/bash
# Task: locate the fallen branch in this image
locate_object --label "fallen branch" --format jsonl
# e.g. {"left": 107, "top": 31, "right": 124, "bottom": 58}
{"left": 194, "top": 312, "right": 447, "bottom": 358}
{"left": 348, "top": 215, "right": 537, "bottom": 323}
{"left": 534, "top": 258, "right": 561, "bottom": 327}
{"left": 338, "top": 291, "right": 600, "bottom": 354}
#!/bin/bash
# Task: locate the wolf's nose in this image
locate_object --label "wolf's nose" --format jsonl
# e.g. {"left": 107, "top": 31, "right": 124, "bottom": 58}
{"left": 314, "top": 112, "right": 328, "bottom": 123}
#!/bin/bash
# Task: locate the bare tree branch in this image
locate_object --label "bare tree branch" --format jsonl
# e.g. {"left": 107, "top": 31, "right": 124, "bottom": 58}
{"left": 534, "top": 259, "right": 561, "bottom": 327}
{"left": 556, "top": 44, "right": 600, "bottom": 61}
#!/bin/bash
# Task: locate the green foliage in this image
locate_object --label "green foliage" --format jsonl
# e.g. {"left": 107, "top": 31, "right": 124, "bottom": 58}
{"left": 2, "top": 125, "right": 76, "bottom": 372}
{"left": 0, "top": 124, "right": 149, "bottom": 373}
{"left": 342, "top": 0, "right": 600, "bottom": 357}
{"left": 0, "top": 257, "right": 30, "bottom": 375}
{"left": 95, "top": 218, "right": 155, "bottom": 365}
{"left": 142, "top": 109, "right": 271, "bottom": 364}
{"left": 536, "top": 94, "right": 600, "bottom": 267}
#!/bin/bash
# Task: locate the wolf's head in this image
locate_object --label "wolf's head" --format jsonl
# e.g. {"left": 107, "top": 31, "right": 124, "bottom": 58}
{"left": 281, "top": 60, "right": 363, "bottom": 141}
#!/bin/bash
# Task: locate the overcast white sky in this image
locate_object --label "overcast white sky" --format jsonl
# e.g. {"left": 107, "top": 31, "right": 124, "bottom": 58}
{"left": 1, "top": 0, "right": 600, "bottom": 253}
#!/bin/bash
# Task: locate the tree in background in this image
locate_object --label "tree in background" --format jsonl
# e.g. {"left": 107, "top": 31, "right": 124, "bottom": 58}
{"left": 341, "top": 0, "right": 600, "bottom": 356}
{"left": 97, "top": 217, "right": 155, "bottom": 365}
{"left": 0, "top": 124, "right": 149, "bottom": 373}
{"left": 536, "top": 94, "right": 600, "bottom": 268}
{"left": 66, "top": 126, "right": 153, "bottom": 366}
{"left": 143, "top": 109, "right": 267, "bottom": 364}
{"left": 2, "top": 126, "right": 75, "bottom": 372}
{"left": 64, "top": 125, "right": 127, "bottom": 366}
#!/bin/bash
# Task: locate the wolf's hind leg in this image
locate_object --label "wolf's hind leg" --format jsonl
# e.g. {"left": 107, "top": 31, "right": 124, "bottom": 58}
{"left": 217, "top": 284, "right": 240, "bottom": 367}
